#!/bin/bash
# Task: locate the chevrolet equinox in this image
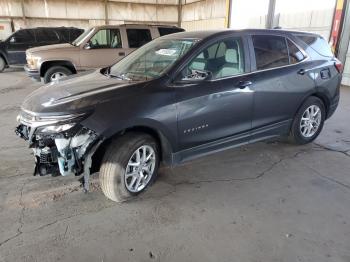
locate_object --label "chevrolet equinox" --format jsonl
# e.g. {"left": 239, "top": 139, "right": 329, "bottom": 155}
{"left": 15, "top": 29, "right": 342, "bottom": 202}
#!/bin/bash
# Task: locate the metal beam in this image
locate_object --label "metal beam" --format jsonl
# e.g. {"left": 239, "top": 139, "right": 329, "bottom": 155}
{"left": 225, "top": 0, "right": 231, "bottom": 28}
{"left": 337, "top": 0, "right": 350, "bottom": 63}
{"left": 178, "top": 0, "right": 182, "bottom": 27}
{"left": 0, "top": 15, "right": 177, "bottom": 25}
{"left": 21, "top": 0, "right": 26, "bottom": 26}
{"left": 105, "top": 0, "right": 109, "bottom": 25}
{"left": 266, "top": 0, "right": 276, "bottom": 29}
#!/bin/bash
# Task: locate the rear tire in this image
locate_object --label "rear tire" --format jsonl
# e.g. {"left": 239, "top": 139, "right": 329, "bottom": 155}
{"left": 289, "top": 96, "right": 325, "bottom": 145}
{"left": 99, "top": 133, "right": 160, "bottom": 202}
{"left": 43, "top": 66, "right": 72, "bottom": 83}
{"left": 0, "top": 56, "right": 6, "bottom": 72}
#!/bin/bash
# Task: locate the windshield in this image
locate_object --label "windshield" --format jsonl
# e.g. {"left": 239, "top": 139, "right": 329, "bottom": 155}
{"left": 108, "top": 37, "right": 199, "bottom": 81}
{"left": 71, "top": 28, "right": 94, "bottom": 46}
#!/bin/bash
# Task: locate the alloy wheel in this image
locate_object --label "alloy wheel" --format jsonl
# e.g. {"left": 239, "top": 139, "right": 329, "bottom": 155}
{"left": 300, "top": 105, "right": 322, "bottom": 138}
{"left": 124, "top": 145, "right": 156, "bottom": 193}
{"left": 50, "top": 72, "right": 67, "bottom": 82}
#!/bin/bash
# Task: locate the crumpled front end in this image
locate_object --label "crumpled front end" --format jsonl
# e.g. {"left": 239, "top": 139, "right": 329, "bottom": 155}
{"left": 15, "top": 110, "right": 101, "bottom": 178}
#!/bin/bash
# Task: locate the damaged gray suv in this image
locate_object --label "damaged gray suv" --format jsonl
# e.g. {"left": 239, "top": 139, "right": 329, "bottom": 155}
{"left": 16, "top": 29, "right": 342, "bottom": 202}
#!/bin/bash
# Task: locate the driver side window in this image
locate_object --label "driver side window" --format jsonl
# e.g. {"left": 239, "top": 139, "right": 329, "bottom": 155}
{"left": 89, "top": 29, "right": 122, "bottom": 49}
{"left": 10, "top": 30, "right": 35, "bottom": 44}
{"left": 183, "top": 37, "right": 245, "bottom": 80}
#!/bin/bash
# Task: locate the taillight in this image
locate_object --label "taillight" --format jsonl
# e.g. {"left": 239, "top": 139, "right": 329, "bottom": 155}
{"left": 334, "top": 59, "right": 343, "bottom": 73}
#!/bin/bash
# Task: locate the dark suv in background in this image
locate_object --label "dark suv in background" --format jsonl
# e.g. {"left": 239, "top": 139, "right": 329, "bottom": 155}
{"left": 0, "top": 27, "right": 83, "bottom": 72}
{"left": 16, "top": 29, "right": 342, "bottom": 202}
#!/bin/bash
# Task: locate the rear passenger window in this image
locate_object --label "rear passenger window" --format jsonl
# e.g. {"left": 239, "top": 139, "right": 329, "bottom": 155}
{"left": 158, "top": 27, "right": 184, "bottom": 36}
{"left": 294, "top": 34, "right": 334, "bottom": 57}
{"left": 252, "top": 35, "right": 289, "bottom": 70}
{"left": 58, "top": 29, "right": 70, "bottom": 42}
{"left": 186, "top": 37, "right": 245, "bottom": 79}
{"left": 36, "top": 29, "right": 59, "bottom": 43}
{"left": 127, "top": 29, "right": 152, "bottom": 48}
{"left": 287, "top": 39, "right": 305, "bottom": 64}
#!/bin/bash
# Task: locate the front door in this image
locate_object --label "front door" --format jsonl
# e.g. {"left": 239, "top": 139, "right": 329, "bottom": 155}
{"left": 79, "top": 28, "right": 126, "bottom": 69}
{"left": 6, "top": 29, "right": 35, "bottom": 65}
{"left": 175, "top": 36, "right": 254, "bottom": 156}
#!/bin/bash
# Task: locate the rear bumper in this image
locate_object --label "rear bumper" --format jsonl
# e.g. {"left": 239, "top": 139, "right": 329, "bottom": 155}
{"left": 24, "top": 65, "right": 40, "bottom": 81}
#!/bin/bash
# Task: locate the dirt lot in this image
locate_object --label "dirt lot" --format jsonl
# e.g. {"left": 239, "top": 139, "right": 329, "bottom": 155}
{"left": 0, "top": 69, "right": 350, "bottom": 262}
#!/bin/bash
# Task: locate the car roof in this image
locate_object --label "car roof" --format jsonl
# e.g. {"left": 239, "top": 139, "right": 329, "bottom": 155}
{"left": 20, "top": 27, "right": 81, "bottom": 31}
{"left": 160, "top": 28, "right": 320, "bottom": 41}
{"left": 92, "top": 24, "right": 183, "bottom": 30}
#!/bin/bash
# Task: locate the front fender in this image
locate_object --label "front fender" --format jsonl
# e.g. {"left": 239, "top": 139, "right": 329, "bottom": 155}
{"left": 106, "top": 118, "right": 177, "bottom": 153}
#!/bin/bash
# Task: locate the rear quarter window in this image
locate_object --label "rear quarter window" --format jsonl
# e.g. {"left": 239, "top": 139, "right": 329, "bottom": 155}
{"left": 70, "top": 29, "right": 84, "bottom": 42}
{"left": 57, "top": 29, "right": 70, "bottom": 42}
{"left": 294, "top": 34, "right": 334, "bottom": 58}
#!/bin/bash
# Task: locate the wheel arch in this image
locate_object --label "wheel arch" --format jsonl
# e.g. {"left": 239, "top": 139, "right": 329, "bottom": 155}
{"left": 0, "top": 51, "right": 8, "bottom": 65}
{"left": 91, "top": 125, "right": 175, "bottom": 174}
{"left": 311, "top": 92, "right": 330, "bottom": 118}
{"left": 294, "top": 92, "right": 330, "bottom": 121}
{"left": 39, "top": 60, "right": 77, "bottom": 77}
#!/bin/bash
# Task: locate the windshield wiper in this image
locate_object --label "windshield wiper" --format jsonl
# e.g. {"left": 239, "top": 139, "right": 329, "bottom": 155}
{"left": 108, "top": 72, "right": 131, "bottom": 81}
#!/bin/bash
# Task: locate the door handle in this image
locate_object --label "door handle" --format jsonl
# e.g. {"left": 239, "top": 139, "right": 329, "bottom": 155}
{"left": 118, "top": 52, "right": 125, "bottom": 56}
{"left": 238, "top": 80, "right": 252, "bottom": 89}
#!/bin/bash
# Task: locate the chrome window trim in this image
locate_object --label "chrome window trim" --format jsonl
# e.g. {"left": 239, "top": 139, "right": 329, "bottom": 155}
{"left": 208, "top": 35, "right": 309, "bottom": 82}
{"left": 208, "top": 57, "right": 309, "bottom": 82}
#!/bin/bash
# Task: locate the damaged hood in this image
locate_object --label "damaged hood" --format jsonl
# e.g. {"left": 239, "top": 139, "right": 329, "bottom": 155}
{"left": 22, "top": 70, "right": 144, "bottom": 114}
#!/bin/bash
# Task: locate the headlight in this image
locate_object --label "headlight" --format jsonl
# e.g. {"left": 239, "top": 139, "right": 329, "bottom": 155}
{"left": 37, "top": 123, "right": 76, "bottom": 133}
{"left": 27, "top": 56, "right": 39, "bottom": 69}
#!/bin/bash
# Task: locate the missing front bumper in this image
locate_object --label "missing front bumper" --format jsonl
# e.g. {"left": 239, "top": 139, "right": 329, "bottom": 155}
{"left": 16, "top": 124, "right": 101, "bottom": 178}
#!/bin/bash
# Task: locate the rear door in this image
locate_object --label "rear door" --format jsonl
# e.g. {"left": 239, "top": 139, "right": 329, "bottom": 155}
{"left": 79, "top": 28, "right": 125, "bottom": 69}
{"left": 174, "top": 35, "right": 253, "bottom": 156}
{"left": 248, "top": 34, "right": 315, "bottom": 140}
{"left": 6, "top": 29, "right": 35, "bottom": 65}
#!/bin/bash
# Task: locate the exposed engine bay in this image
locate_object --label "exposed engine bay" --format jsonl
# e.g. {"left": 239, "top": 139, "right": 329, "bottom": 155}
{"left": 15, "top": 110, "right": 102, "bottom": 191}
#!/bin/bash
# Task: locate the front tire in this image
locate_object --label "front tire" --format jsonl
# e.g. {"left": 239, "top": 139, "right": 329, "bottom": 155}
{"left": 289, "top": 96, "right": 325, "bottom": 145}
{"left": 0, "top": 56, "right": 6, "bottom": 72}
{"left": 99, "top": 133, "right": 160, "bottom": 202}
{"left": 43, "top": 66, "right": 72, "bottom": 83}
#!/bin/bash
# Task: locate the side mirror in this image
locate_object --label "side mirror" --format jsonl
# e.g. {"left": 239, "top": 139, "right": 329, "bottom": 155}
{"left": 84, "top": 42, "right": 92, "bottom": 49}
{"left": 9, "top": 37, "right": 17, "bottom": 43}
